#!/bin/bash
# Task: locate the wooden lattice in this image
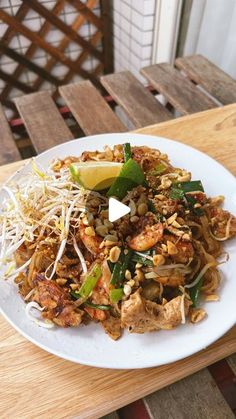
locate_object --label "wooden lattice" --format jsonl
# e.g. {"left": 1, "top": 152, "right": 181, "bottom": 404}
{"left": 0, "top": 0, "right": 113, "bottom": 114}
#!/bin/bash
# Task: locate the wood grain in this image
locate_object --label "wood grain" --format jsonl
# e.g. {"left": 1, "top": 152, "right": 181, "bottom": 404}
{"left": 227, "top": 354, "right": 236, "bottom": 375}
{"left": 14, "top": 91, "right": 73, "bottom": 154}
{"left": 0, "top": 315, "right": 234, "bottom": 419}
{"left": 175, "top": 54, "right": 236, "bottom": 105}
{"left": 0, "top": 105, "right": 236, "bottom": 419}
{"left": 0, "top": 0, "right": 66, "bottom": 102}
{"left": 66, "top": 0, "right": 102, "bottom": 30}
{"left": 0, "top": 104, "right": 21, "bottom": 164}
{"left": 0, "top": 9, "right": 95, "bottom": 82}
{"left": 23, "top": 0, "right": 102, "bottom": 61}
{"left": 141, "top": 63, "right": 216, "bottom": 114}
{"left": 32, "top": 0, "right": 100, "bottom": 93}
{"left": 0, "top": 43, "right": 60, "bottom": 86}
{"left": 136, "top": 103, "right": 236, "bottom": 176}
{"left": 100, "top": 71, "right": 172, "bottom": 128}
{"left": 59, "top": 81, "right": 126, "bottom": 135}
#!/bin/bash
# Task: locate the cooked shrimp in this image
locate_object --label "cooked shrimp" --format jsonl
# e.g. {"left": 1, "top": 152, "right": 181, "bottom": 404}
{"left": 84, "top": 306, "right": 107, "bottom": 321}
{"left": 128, "top": 223, "right": 163, "bottom": 251}
{"left": 79, "top": 222, "right": 103, "bottom": 255}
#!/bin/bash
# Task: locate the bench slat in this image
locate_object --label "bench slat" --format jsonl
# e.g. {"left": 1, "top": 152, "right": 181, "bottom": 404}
{"left": 145, "top": 368, "right": 235, "bottom": 419}
{"left": 141, "top": 63, "right": 216, "bottom": 114}
{"left": 227, "top": 354, "right": 236, "bottom": 375}
{"left": 59, "top": 81, "right": 126, "bottom": 135}
{"left": 175, "top": 55, "right": 236, "bottom": 104}
{"left": 100, "top": 71, "right": 172, "bottom": 128}
{"left": 14, "top": 91, "right": 73, "bottom": 154}
{"left": 0, "top": 104, "right": 21, "bottom": 164}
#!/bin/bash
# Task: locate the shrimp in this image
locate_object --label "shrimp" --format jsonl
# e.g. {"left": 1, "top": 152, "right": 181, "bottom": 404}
{"left": 128, "top": 223, "right": 163, "bottom": 251}
{"left": 84, "top": 306, "right": 107, "bottom": 321}
{"left": 79, "top": 222, "right": 102, "bottom": 255}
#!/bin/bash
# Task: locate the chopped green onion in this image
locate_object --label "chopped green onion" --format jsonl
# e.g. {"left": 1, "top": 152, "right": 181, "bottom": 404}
{"left": 110, "top": 249, "right": 133, "bottom": 286}
{"left": 78, "top": 263, "right": 102, "bottom": 298}
{"left": 110, "top": 288, "right": 124, "bottom": 303}
{"left": 123, "top": 143, "right": 132, "bottom": 162}
{"left": 107, "top": 260, "right": 115, "bottom": 273}
{"left": 149, "top": 163, "right": 167, "bottom": 176}
{"left": 147, "top": 200, "right": 157, "bottom": 213}
{"left": 179, "top": 180, "right": 204, "bottom": 193}
{"left": 107, "top": 159, "right": 145, "bottom": 199}
{"left": 170, "top": 180, "right": 204, "bottom": 201}
{"left": 70, "top": 290, "right": 81, "bottom": 299}
{"left": 187, "top": 262, "right": 215, "bottom": 307}
{"left": 84, "top": 302, "right": 111, "bottom": 310}
{"left": 189, "top": 277, "right": 204, "bottom": 307}
{"left": 132, "top": 252, "right": 153, "bottom": 267}
{"left": 185, "top": 195, "right": 204, "bottom": 216}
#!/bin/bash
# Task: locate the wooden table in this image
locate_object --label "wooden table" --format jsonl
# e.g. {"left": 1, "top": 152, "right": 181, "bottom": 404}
{"left": 0, "top": 104, "right": 235, "bottom": 419}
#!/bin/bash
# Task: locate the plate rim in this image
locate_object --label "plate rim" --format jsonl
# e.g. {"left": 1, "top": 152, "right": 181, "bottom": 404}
{"left": 0, "top": 132, "right": 235, "bottom": 369}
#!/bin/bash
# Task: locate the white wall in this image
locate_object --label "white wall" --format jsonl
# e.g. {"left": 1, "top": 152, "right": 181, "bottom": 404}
{"left": 183, "top": 0, "right": 236, "bottom": 78}
{"left": 112, "top": 0, "right": 156, "bottom": 82}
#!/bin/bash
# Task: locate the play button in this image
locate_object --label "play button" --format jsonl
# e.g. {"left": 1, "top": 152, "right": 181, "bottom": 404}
{"left": 108, "top": 197, "right": 130, "bottom": 222}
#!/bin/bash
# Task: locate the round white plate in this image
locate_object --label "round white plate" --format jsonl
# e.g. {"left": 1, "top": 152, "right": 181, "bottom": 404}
{"left": 0, "top": 133, "right": 235, "bottom": 369}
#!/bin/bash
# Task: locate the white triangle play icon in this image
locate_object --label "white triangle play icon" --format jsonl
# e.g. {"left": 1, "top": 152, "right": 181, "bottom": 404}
{"left": 108, "top": 197, "right": 131, "bottom": 222}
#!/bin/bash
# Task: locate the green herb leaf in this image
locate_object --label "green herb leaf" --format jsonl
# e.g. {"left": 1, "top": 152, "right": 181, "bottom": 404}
{"left": 123, "top": 143, "right": 132, "bottom": 162}
{"left": 107, "top": 159, "right": 145, "bottom": 199}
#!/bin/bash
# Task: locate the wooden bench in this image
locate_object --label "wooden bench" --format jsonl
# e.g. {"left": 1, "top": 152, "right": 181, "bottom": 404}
{"left": 0, "top": 54, "right": 235, "bottom": 419}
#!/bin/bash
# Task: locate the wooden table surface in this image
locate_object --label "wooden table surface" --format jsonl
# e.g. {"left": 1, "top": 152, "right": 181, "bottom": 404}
{"left": 0, "top": 104, "right": 236, "bottom": 419}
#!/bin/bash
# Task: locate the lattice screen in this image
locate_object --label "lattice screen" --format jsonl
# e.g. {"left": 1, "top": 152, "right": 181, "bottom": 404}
{"left": 0, "top": 0, "right": 113, "bottom": 117}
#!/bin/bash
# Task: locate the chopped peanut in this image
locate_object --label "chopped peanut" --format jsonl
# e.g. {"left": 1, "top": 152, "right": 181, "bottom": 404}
{"left": 85, "top": 226, "right": 96, "bottom": 237}
{"left": 190, "top": 308, "right": 207, "bottom": 323}
{"left": 109, "top": 246, "right": 121, "bottom": 263}
{"left": 137, "top": 203, "right": 148, "bottom": 216}
{"left": 153, "top": 254, "right": 165, "bottom": 266}
{"left": 167, "top": 240, "right": 178, "bottom": 255}
{"left": 96, "top": 225, "right": 109, "bottom": 237}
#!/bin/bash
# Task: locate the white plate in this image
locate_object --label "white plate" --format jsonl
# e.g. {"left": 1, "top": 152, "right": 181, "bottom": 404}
{"left": 0, "top": 133, "right": 236, "bottom": 369}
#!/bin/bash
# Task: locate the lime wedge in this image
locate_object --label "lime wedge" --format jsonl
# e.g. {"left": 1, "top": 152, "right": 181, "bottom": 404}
{"left": 107, "top": 158, "right": 145, "bottom": 199}
{"left": 69, "top": 161, "right": 123, "bottom": 191}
